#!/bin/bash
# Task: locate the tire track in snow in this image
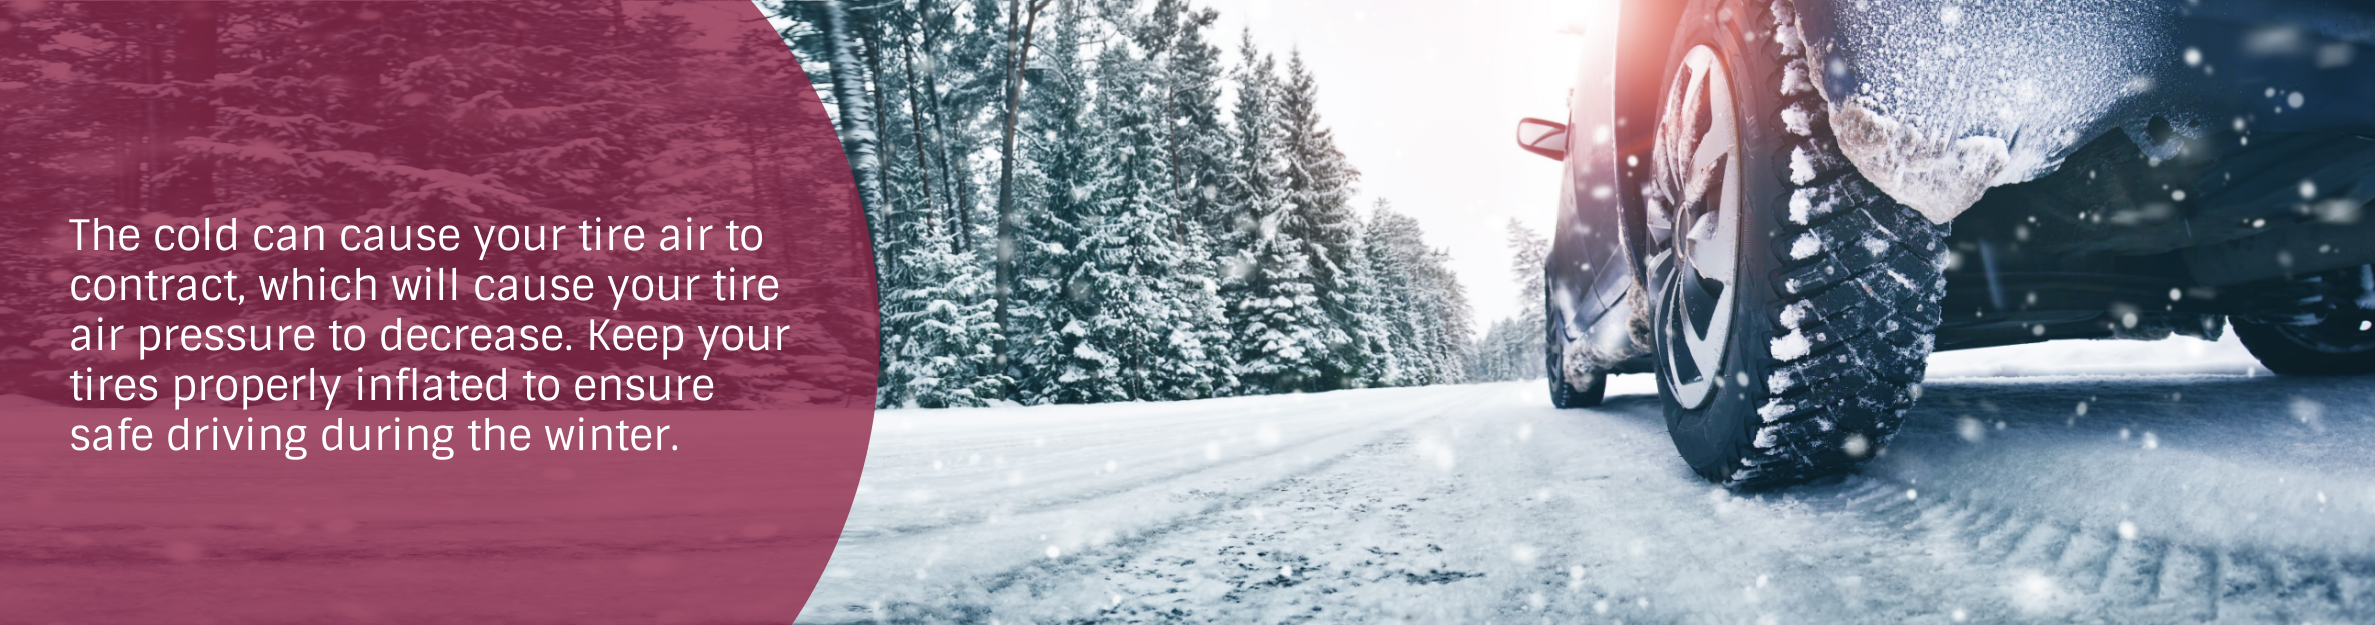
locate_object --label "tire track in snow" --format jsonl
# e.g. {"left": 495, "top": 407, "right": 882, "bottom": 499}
{"left": 1801, "top": 476, "right": 2375, "bottom": 622}
{"left": 968, "top": 428, "right": 1598, "bottom": 624}
{"left": 964, "top": 435, "right": 1432, "bottom": 593}
{"left": 805, "top": 386, "right": 1506, "bottom": 623}
{"left": 808, "top": 375, "right": 2375, "bottom": 623}
{"left": 812, "top": 429, "right": 1447, "bottom": 624}
{"left": 854, "top": 390, "right": 1841, "bottom": 624}
{"left": 841, "top": 388, "right": 1484, "bottom": 540}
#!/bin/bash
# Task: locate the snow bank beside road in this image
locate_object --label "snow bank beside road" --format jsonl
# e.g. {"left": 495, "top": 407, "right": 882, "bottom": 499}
{"left": 1926, "top": 332, "right": 2269, "bottom": 379}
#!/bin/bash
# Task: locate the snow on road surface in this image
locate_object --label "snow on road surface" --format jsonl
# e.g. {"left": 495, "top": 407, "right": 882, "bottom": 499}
{"left": 805, "top": 334, "right": 2375, "bottom": 624}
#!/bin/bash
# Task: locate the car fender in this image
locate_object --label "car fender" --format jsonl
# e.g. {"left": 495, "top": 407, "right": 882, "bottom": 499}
{"left": 1792, "top": 0, "right": 2375, "bottom": 223}
{"left": 1546, "top": 0, "right": 1683, "bottom": 369}
{"left": 1548, "top": 0, "right": 2375, "bottom": 367}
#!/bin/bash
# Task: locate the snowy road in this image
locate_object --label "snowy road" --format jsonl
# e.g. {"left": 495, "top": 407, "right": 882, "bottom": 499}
{"left": 802, "top": 335, "right": 2375, "bottom": 624}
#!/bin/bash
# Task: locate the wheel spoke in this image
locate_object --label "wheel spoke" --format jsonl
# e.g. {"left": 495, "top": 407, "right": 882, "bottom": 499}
{"left": 1691, "top": 119, "right": 1735, "bottom": 175}
{"left": 1682, "top": 267, "right": 1726, "bottom": 336}
{"left": 1680, "top": 155, "right": 1725, "bottom": 211}
{"left": 1652, "top": 45, "right": 1741, "bottom": 411}
{"left": 1663, "top": 285, "right": 1705, "bottom": 383}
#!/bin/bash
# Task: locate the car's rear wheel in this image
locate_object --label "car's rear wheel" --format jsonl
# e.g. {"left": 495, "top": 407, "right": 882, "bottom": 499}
{"left": 1647, "top": 0, "right": 1950, "bottom": 487}
{"left": 2234, "top": 267, "right": 2375, "bottom": 375}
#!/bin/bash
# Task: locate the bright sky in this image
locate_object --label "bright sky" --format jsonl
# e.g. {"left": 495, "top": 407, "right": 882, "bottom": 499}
{"left": 1200, "top": 0, "right": 1601, "bottom": 331}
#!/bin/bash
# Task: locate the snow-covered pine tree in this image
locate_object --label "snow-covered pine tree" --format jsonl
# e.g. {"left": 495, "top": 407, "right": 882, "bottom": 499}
{"left": 1362, "top": 202, "right": 1482, "bottom": 386}
{"left": 1004, "top": 2, "right": 1127, "bottom": 404}
{"left": 1135, "top": 0, "right": 1239, "bottom": 397}
{"left": 1340, "top": 232, "right": 1397, "bottom": 389}
{"left": 1272, "top": 52, "right": 1372, "bottom": 390}
{"left": 1141, "top": 0, "right": 1233, "bottom": 258}
{"left": 757, "top": 1, "right": 1480, "bottom": 405}
{"left": 1504, "top": 218, "right": 1549, "bottom": 379}
{"left": 772, "top": 0, "right": 1013, "bottom": 406}
{"left": 874, "top": 1, "right": 1017, "bottom": 407}
{"left": 1361, "top": 203, "right": 1425, "bottom": 387}
{"left": 1416, "top": 237, "right": 1479, "bottom": 384}
{"left": 1092, "top": 1, "right": 1234, "bottom": 400}
{"left": 1474, "top": 317, "right": 1536, "bottom": 381}
{"left": 1470, "top": 220, "right": 1550, "bottom": 382}
{"left": 877, "top": 226, "right": 1010, "bottom": 407}
{"left": 1221, "top": 38, "right": 1332, "bottom": 394}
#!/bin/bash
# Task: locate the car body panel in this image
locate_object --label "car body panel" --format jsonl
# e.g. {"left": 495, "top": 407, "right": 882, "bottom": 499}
{"left": 1544, "top": 0, "right": 2375, "bottom": 371}
{"left": 1795, "top": 0, "right": 2375, "bottom": 222}
{"left": 1546, "top": 0, "right": 1635, "bottom": 370}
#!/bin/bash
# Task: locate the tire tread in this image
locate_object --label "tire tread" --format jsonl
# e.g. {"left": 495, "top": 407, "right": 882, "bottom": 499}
{"left": 1721, "top": 0, "right": 1948, "bottom": 488}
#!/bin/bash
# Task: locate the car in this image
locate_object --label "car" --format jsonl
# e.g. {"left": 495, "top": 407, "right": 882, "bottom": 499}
{"left": 1513, "top": 0, "right": 2375, "bottom": 487}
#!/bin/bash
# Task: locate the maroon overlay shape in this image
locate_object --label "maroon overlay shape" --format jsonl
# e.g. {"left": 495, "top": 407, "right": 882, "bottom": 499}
{"left": 0, "top": 2, "right": 877, "bottom": 622}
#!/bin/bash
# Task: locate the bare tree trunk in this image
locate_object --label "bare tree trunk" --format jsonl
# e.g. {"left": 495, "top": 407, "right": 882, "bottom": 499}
{"left": 896, "top": 40, "right": 942, "bottom": 242}
{"left": 993, "top": 0, "right": 1052, "bottom": 386}
{"left": 159, "top": 1, "right": 217, "bottom": 216}
{"left": 127, "top": 33, "right": 160, "bottom": 212}
{"left": 914, "top": 0, "right": 970, "bottom": 251}
{"left": 819, "top": 0, "right": 886, "bottom": 269}
{"left": 861, "top": 27, "right": 899, "bottom": 220}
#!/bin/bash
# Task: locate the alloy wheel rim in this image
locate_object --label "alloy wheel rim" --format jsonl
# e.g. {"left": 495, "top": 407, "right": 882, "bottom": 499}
{"left": 1651, "top": 45, "right": 1744, "bottom": 410}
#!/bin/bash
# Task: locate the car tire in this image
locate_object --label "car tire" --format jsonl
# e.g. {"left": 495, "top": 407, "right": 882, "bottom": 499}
{"left": 2234, "top": 310, "right": 2375, "bottom": 375}
{"left": 1547, "top": 288, "right": 1609, "bottom": 408}
{"left": 1645, "top": 0, "right": 1949, "bottom": 487}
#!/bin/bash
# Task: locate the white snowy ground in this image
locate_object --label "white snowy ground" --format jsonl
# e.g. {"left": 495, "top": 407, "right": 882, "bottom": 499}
{"left": 803, "top": 334, "right": 2375, "bottom": 624}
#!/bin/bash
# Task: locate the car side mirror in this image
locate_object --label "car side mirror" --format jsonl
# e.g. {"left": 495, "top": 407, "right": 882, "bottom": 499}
{"left": 1514, "top": 117, "right": 1569, "bottom": 161}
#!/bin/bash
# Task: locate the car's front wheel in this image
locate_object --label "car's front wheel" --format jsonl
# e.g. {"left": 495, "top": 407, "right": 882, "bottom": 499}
{"left": 1645, "top": 0, "right": 1950, "bottom": 487}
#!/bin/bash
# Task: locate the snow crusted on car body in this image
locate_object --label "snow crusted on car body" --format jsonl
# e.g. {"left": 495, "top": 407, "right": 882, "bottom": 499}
{"left": 1788, "top": 0, "right": 2375, "bottom": 224}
